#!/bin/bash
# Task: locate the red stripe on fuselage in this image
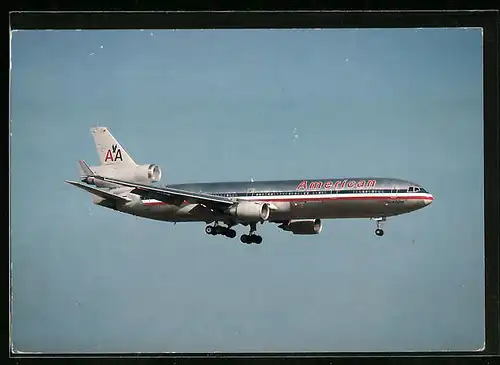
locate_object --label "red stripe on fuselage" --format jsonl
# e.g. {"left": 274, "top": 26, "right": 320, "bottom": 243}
{"left": 255, "top": 195, "right": 434, "bottom": 203}
{"left": 142, "top": 195, "right": 433, "bottom": 206}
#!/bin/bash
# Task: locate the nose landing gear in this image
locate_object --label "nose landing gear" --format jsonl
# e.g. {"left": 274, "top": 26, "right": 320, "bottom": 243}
{"left": 372, "top": 217, "right": 386, "bottom": 236}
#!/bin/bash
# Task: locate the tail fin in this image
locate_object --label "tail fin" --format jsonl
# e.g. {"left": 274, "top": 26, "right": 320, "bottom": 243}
{"left": 91, "top": 127, "right": 137, "bottom": 166}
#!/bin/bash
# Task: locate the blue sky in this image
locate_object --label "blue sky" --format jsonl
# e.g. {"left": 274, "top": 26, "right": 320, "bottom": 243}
{"left": 10, "top": 28, "right": 484, "bottom": 353}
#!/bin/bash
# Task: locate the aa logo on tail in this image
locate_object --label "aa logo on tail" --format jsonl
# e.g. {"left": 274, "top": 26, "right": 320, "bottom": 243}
{"left": 104, "top": 144, "right": 123, "bottom": 162}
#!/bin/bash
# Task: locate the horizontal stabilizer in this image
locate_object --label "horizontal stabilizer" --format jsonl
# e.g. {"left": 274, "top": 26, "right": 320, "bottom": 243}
{"left": 65, "top": 180, "right": 131, "bottom": 204}
{"left": 78, "top": 160, "right": 95, "bottom": 177}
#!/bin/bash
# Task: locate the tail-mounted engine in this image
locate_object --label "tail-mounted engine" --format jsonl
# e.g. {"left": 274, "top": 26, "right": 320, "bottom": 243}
{"left": 82, "top": 164, "right": 162, "bottom": 187}
{"left": 134, "top": 164, "right": 162, "bottom": 182}
{"left": 278, "top": 219, "right": 323, "bottom": 235}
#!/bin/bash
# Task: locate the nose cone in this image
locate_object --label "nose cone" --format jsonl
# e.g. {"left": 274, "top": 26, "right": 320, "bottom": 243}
{"left": 424, "top": 193, "right": 434, "bottom": 206}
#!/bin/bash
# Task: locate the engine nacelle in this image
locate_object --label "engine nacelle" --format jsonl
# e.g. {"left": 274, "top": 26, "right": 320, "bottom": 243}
{"left": 278, "top": 219, "right": 323, "bottom": 235}
{"left": 133, "top": 164, "right": 162, "bottom": 183}
{"left": 84, "top": 164, "right": 162, "bottom": 187}
{"left": 227, "top": 202, "right": 270, "bottom": 222}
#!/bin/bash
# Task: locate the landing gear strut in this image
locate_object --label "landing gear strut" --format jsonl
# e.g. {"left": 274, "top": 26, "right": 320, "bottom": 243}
{"left": 373, "top": 217, "right": 386, "bottom": 236}
{"left": 240, "top": 222, "right": 263, "bottom": 244}
{"left": 205, "top": 223, "right": 236, "bottom": 238}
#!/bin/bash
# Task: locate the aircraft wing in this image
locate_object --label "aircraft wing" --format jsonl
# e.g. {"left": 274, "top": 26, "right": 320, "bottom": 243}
{"left": 91, "top": 175, "right": 235, "bottom": 209}
{"left": 65, "top": 180, "right": 132, "bottom": 204}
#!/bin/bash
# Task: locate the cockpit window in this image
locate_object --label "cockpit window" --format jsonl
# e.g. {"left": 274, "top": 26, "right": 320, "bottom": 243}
{"left": 414, "top": 187, "right": 420, "bottom": 192}
{"left": 408, "top": 187, "right": 414, "bottom": 192}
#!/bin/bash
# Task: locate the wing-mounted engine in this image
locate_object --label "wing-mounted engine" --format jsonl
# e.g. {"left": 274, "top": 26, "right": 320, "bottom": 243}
{"left": 278, "top": 219, "right": 323, "bottom": 235}
{"left": 227, "top": 202, "right": 270, "bottom": 222}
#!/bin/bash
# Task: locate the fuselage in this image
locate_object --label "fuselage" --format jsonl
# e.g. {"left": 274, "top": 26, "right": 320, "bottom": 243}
{"left": 108, "top": 177, "right": 434, "bottom": 223}
{"left": 71, "top": 127, "right": 434, "bottom": 241}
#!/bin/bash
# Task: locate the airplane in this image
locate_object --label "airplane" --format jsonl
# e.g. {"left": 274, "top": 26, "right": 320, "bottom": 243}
{"left": 65, "top": 127, "right": 434, "bottom": 244}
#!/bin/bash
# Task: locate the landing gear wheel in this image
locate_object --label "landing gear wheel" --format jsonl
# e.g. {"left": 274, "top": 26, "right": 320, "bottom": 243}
{"left": 226, "top": 229, "right": 237, "bottom": 238}
{"left": 214, "top": 226, "right": 225, "bottom": 235}
{"left": 372, "top": 217, "right": 387, "bottom": 237}
{"left": 205, "top": 226, "right": 215, "bottom": 235}
{"left": 241, "top": 222, "right": 263, "bottom": 244}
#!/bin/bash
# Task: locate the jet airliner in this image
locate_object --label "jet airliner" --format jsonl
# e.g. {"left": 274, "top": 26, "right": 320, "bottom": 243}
{"left": 66, "top": 127, "right": 434, "bottom": 244}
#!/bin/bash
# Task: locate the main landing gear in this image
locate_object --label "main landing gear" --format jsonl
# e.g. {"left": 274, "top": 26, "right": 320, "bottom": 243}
{"left": 205, "top": 222, "right": 263, "bottom": 244}
{"left": 240, "top": 222, "right": 263, "bottom": 245}
{"left": 205, "top": 224, "right": 237, "bottom": 238}
{"left": 241, "top": 234, "right": 262, "bottom": 244}
{"left": 373, "top": 217, "right": 386, "bottom": 236}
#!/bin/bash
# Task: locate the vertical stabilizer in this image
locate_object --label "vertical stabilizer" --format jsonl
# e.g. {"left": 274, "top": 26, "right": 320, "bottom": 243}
{"left": 91, "top": 127, "right": 137, "bottom": 166}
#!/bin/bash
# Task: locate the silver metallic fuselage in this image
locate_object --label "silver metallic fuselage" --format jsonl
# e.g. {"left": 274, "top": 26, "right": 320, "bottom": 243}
{"left": 98, "top": 177, "right": 434, "bottom": 224}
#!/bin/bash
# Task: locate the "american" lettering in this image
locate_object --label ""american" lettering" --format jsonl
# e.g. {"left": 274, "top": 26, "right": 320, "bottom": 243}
{"left": 296, "top": 179, "right": 377, "bottom": 191}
